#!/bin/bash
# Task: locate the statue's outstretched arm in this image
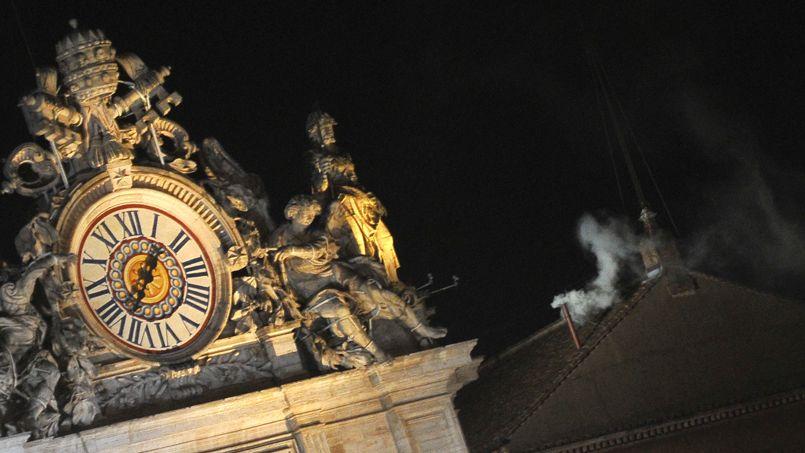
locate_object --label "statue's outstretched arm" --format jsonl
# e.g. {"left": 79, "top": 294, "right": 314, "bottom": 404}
{"left": 276, "top": 235, "right": 336, "bottom": 261}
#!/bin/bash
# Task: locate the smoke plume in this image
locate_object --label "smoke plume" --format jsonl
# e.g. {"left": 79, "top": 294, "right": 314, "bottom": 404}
{"left": 679, "top": 94, "right": 805, "bottom": 297}
{"left": 551, "top": 214, "right": 641, "bottom": 325}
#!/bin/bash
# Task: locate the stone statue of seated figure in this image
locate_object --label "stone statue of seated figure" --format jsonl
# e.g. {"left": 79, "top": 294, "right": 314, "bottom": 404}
{"left": 269, "top": 195, "right": 446, "bottom": 368}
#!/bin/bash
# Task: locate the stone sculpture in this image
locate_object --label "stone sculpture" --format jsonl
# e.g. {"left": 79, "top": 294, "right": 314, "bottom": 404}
{"left": 0, "top": 252, "right": 74, "bottom": 438}
{"left": 1, "top": 26, "right": 256, "bottom": 436}
{"left": 306, "top": 110, "right": 402, "bottom": 282}
{"left": 0, "top": 24, "right": 454, "bottom": 442}
{"left": 13, "top": 26, "right": 197, "bottom": 195}
{"left": 55, "top": 319, "right": 101, "bottom": 431}
{"left": 200, "top": 138, "right": 275, "bottom": 236}
{"left": 269, "top": 195, "right": 445, "bottom": 369}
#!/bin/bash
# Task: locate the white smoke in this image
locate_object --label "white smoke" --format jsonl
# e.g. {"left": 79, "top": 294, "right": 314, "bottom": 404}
{"left": 679, "top": 93, "right": 805, "bottom": 296}
{"left": 551, "top": 214, "right": 641, "bottom": 325}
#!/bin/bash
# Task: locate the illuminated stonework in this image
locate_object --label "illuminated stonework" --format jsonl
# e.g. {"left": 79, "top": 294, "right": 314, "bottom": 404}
{"left": 0, "top": 25, "right": 477, "bottom": 451}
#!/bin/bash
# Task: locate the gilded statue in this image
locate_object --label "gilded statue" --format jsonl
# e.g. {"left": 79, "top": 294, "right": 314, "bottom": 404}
{"left": 269, "top": 195, "right": 445, "bottom": 368}
{"left": 306, "top": 110, "right": 401, "bottom": 282}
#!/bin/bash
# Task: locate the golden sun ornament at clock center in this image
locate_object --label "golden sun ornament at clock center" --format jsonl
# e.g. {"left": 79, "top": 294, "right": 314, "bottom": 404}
{"left": 123, "top": 253, "right": 171, "bottom": 303}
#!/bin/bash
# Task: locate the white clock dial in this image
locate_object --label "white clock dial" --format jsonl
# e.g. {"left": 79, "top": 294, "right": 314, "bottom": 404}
{"left": 78, "top": 205, "right": 215, "bottom": 353}
{"left": 57, "top": 168, "right": 241, "bottom": 363}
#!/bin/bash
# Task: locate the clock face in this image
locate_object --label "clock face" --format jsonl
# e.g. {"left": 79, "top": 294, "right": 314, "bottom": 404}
{"left": 58, "top": 171, "right": 241, "bottom": 363}
{"left": 77, "top": 204, "right": 215, "bottom": 354}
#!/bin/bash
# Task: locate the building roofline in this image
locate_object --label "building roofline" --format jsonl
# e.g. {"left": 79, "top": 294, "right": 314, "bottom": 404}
{"left": 474, "top": 270, "right": 804, "bottom": 451}
{"left": 476, "top": 277, "right": 660, "bottom": 451}
{"left": 535, "top": 387, "right": 805, "bottom": 452}
{"left": 691, "top": 271, "right": 804, "bottom": 305}
{"left": 479, "top": 319, "right": 566, "bottom": 372}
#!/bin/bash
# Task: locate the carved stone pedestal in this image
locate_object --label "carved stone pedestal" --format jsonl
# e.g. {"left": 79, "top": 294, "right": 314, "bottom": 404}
{"left": 256, "top": 322, "right": 306, "bottom": 382}
{"left": 0, "top": 340, "right": 479, "bottom": 452}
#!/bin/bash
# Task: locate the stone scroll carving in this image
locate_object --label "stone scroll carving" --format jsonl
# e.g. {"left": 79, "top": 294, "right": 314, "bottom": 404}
{"left": 1, "top": 144, "right": 61, "bottom": 197}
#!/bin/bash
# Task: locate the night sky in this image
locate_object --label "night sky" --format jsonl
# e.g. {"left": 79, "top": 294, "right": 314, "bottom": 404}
{"left": 2, "top": 1, "right": 804, "bottom": 356}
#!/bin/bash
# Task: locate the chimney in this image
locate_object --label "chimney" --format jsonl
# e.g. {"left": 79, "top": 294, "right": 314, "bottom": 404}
{"left": 560, "top": 304, "right": 582, "bottom": 349}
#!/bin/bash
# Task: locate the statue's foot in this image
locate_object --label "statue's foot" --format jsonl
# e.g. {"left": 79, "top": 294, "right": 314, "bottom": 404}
{"left": 413, "top": 324, "right": 447, "bottom": 339}
{"left": 379, "top": 358, "right": 395, "bottom": 367}
{"left": 373, "top": 349, "right": 392, "bottom": 364}
{"left": 342, "top": 350, "right": 374, "bottom": 368}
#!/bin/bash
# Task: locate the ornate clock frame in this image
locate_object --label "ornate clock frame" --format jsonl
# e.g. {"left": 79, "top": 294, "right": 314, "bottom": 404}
{"left": 55, "top": 165, "right": 245, "bottom": 363}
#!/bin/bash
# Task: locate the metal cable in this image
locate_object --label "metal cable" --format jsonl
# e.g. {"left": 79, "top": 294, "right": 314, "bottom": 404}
{"left": 623, "top": 119, "right": 681, "bottom": 236}
{"left": 593, "top": 57, "right": 649, "bottom": 209}
{"left": 590, "top": 61, "right": 628, "bottom": 213}
{"left": 599, "top": 60, "right": 682, "bottom": 236}
{"left": 10, "top": 0, "right": 37, "bottom": 72}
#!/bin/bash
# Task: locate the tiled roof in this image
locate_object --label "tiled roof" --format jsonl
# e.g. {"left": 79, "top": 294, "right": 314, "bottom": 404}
{"left": 456, "top": 272, "right": 805, "bottom": 452}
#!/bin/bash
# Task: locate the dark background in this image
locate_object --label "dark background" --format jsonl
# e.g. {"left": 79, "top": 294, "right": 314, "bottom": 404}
{"left": 2, "top": 1, "right": 804, "bottom": 356}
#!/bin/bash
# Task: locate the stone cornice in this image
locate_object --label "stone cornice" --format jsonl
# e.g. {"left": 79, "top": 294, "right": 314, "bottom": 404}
{"left": 0, "top": 340, "right": 478, "bottom": 452}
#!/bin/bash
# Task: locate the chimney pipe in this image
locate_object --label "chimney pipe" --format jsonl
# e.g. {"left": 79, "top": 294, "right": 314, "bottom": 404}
{"left": 561, "top": 304, "right": 582, "bottom": 349}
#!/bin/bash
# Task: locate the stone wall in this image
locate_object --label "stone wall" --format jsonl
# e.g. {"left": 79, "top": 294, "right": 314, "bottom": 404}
{"left": 0, "top": 341, "right": 479, "bottom": 452}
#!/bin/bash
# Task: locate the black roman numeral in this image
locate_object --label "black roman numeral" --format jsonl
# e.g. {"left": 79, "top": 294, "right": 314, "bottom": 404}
{"left": 165, "top": 323, "right": 181, "bottom": 345}
{"left": 184, "top": 282, "right": 210, "bottom": 313}
{"left": 91, "top": 221, "right": 118, "bottom": 251}
{"left": 142, "top": 323, "right": 156, "bottom": 348}
{"left": 155, "top": 322, "right": 167, "bottom": 348}
{"left": 179, "top": 313, "right": 200, "bottom": 335}
{"left": 96, "top": 299, "right": 123, "bottom": 326}
{"left": 114, "top": 210, "right": 143, "bottom": 238}
{"left": 182, "top": 256, "right": 208, "bottom": 279}
{"left": 85, "top": 277, "right": 109, "bottom": 299}
{"left": 127, "top": 318, "right": 143, "bottom": 345}
{"left": 153, "top": 322, "right": 181, "bottom": 348}
{"left": 115, "top": 314, "right": 127, "bottom": 337}
{"left": 81, "top": 252, "right": 106, "bottom": 269}
{"left": 150, "top": 213, "right": 160, "bottom": 238}
{"left": 169, "top": 230, "right": 190, "bottom": 253}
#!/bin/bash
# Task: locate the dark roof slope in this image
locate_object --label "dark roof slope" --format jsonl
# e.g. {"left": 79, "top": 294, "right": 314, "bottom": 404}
{"left": 456, "top": 273, "right": 805, "bottom": 451}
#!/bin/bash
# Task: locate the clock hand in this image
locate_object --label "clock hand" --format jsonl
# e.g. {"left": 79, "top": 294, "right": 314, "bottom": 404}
{"left": 127, "top": 245, "right": 164, "bottom": 312}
